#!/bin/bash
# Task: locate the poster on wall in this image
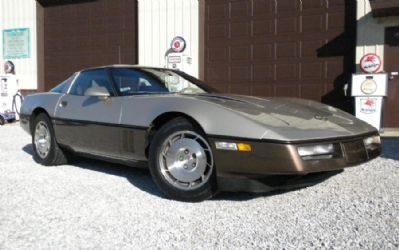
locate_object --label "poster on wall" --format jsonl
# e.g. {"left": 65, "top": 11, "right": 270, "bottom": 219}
{"left": 3, "top": 28, "right": 30, "bottom": 59}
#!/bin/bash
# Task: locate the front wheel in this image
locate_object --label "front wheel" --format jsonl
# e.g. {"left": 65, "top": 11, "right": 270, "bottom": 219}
{"left": 149, "top": 118, "right": 217, "bottom": 202}
{"left": 32, "top": 113, "right": 68, "bottom": 166}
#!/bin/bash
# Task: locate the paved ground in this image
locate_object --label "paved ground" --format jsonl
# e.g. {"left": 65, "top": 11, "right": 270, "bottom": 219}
{"left": 0, "top": 124, "right": 398, "bottom": 249}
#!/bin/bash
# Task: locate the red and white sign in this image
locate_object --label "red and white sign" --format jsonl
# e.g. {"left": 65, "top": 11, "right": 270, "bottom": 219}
{"left": 360, "top": 53, "right": 382, "bottom": 73}
{"left": 171, "top": 36, "right": 186, "bottom": 53}
{"left": 359, "top": 97, "right": 377, "bottom": 114}
{"left": 355, "top": 96, "right": 383, "bottom": 130}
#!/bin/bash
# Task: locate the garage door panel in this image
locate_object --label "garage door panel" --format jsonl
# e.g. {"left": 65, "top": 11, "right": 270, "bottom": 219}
{"left": 230, "top": 65, "right": 251, "bottom": 83}
{"left": 204, "top": 0, "right": 355, "bottom": 103}
{"left": 253, "top": 19, "right": 274, "bottom": 36}
{"left": 76, "top": 4, "right": 92, "bottom": 17}
{"left": 328, "top": 0, "right": 346, "bottom": 8}
{"left": 327, "top": 12, "right": 345, "bottom": 30}
{"left": 71, "top": 36, "right": 92, "bottom": 50}
{"left": 208, "top": 23, "right": 228, "bottom": 40}
{"left": 276, "top": 1, "right": 298, "bottom": 14}
{"left": 301, "top": 14, "right": 325, "bottom": 32}
{"left": 300, "top": 40, "right": 324, "bottom": 57}
{"left": 325, "top": 61, "right": 343, "bottom": 80}
{"left": 253, "top": 0, "right": 274, "bottom": 17}
{"left": 211, "top": 83, "right": 229, "bottom": 93}
{"left": 253, "top": 65, "right": 273, "bottom": 81}
{"left": 208, "top": 3, "right": 228, "bottom": 20}
{"left": 230, "top": 21, "right": 251, "bottom": 38}
{"left": 208, "top": 47, "right": 228, "bottom": 62}
{"left": 43, "top": 0, "right": 137, "bottom": 90}
{"left": 302, "top": 0, "right": 324, "bottom": 11}
{"left": 276, "top": 42, "right": 298, "bottom": 59}
{"left": 207, "top": 66, "right": 228, "bottom": 81}
{"left": 252, "top": 85, "right": 274, "bottom": 97}
{"left": 230, "top": 0, "right": 250, "bottom": 18}
{"left": 276, "top": 63, "right": 299, "bottom": 81}
{"left": 276, "top": 17, "right": 299, "bottom": 34}
{"left": 276, "top": 85, "right": 299, "bottom": 97}
{"left": 301, "top": 84, "right": 324, "bottom": 101}
{"left": 230, "top": 84, "right": 251, "bottom": 95}
{"left": 253, "top": 43, "right": 274, "bottom": 60}
{"left": 301, "top": 62, "right": 323, "bottom": 79}
{"left": 230, "top": 45, "right": 251, "bottom": 61}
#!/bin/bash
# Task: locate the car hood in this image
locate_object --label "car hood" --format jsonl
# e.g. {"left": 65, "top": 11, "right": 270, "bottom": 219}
{"left": 193, "top": 94, "right": 377, "bottom": 141}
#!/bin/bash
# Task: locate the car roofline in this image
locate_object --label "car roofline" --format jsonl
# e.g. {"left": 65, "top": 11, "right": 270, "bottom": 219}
{"left": 78, "top": 64, "right": 171, "bottom": 73}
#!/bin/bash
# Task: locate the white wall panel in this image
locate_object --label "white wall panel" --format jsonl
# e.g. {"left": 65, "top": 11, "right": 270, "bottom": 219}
{"left": 0, "top": 0, "right": 37, "bottom": 90}
{"left": 138, "top": 0, "right": 199, "bottom": 77}
{"left": 356, "top": 0, "right": 399, "bottom": 72}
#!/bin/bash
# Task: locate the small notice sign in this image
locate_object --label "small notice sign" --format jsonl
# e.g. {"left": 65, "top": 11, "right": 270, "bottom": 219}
{"left": 3, "top": 28, "right": 30, "bottom": 59}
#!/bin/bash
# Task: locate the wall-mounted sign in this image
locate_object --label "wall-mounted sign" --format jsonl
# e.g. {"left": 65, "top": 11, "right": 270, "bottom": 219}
{"left": 3, "top": 28, "right": 30, "bottom": 59}
{"left": 167, "top": 55, "right": 182, "bottom": 64}
{"left": 360, "top": 79, "right": 377, "bottom": 94}
{"left": 352, "top": 74, "right": 387, "bottom": 97}
{"left": 351, "top": 73, "right": 387, "bottom": 130}
{"left": 359, "top": 97, "right": 377, "bottom": 114}
{"left": 170, "top": 36, "right": 186, "bottom": 53}
{"left": 360, "top": 53, "right": 382, "bottom": 73}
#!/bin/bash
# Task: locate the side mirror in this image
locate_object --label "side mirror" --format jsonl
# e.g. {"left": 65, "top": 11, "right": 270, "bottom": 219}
{"left": 85, "top": 86, "right": 110, "bottom": 100}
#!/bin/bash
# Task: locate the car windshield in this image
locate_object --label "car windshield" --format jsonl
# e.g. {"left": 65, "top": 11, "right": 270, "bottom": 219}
{"left": 111, "top": 68, "right": 218, "bottom": 96}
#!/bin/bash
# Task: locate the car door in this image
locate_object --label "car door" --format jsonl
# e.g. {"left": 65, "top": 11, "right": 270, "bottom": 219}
{"left": 109, "top": 68, "right": 170, "bottom": 161}
{"left": 53, "top": 68, "right": 123, "bottom": 158}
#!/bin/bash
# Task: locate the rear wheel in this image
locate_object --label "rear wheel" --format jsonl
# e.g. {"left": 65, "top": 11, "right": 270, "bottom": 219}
{"left": 32, "top": 113, "right": 68, "bottom": 166}
{"left": 149, "top": 117, "right": 217, "bottom": 202}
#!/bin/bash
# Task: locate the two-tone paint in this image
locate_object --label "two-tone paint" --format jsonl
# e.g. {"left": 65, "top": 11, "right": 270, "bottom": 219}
{"left": 20, "top": 65, "right": 381, "bottom": 192}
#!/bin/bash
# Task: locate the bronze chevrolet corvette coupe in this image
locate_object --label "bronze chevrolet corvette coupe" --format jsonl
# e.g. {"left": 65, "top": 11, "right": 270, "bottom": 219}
{"left": 20, "top": 65, "right": 381, "bottom": 201}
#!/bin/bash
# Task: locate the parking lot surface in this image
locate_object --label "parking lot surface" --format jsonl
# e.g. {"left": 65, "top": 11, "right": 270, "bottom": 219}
{"left": 0, "top": 124, "right": 398, "bottom": 249}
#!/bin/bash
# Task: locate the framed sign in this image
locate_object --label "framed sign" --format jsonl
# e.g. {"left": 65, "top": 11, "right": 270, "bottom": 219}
{"left": 359, "top": 53, "right": 382, "bottom": 73}
{"left": 3, "top": 28, "right": 30, "bottom": 59}
{"left": 170, "top": 36, "right": 186, "bottom": 53}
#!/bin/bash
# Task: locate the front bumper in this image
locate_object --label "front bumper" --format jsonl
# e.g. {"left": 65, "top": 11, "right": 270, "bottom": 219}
{"left": 209, "top": 132, "right": 381, "bottom": 191}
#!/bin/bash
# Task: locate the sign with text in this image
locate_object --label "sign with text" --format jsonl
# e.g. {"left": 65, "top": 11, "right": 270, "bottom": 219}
{"left": 359, "top": 53, "right": 382, "bottom": 73}
{"left": 352, "top": 73, "right": 387, "bottom": 130}
{"left": 3, "top": 28, "right": 30, "bottom": 59}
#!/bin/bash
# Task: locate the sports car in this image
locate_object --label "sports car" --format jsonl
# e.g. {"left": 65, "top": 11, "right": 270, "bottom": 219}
{"left": 20, "top": 65, "right": 381, "bottom": 201}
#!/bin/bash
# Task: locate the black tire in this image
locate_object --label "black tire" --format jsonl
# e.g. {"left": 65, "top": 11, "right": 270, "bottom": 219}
{"left": 0, "top": 116, "right": 4, "bottom": 126}
{"left": 148, "top": 117, "right": 217, "bottom": 202}
{"left": 32, "top": 113, "right": 68, "bottom": 166}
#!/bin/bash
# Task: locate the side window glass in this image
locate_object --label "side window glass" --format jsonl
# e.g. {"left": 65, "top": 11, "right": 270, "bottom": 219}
{"left": 50, "top": 74, "right": 76, "bottom": 93}
{"left": 111, "top": 68, "right": 168, "bottom": 96}
{"left": 69, "top": 69, "right": 114, "bottom": 96}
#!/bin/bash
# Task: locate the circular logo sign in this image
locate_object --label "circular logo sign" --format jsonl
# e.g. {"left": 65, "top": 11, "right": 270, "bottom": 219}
{"left": 4, "top": 60, "right": 15, "bottom": 74}
{"left": 360, "top": 79, "right": 377, "bottom": 95}
{"left": 360, "top": 53, "right": 382, "bottom": 73}
{"left": 171, "top": 36, "right": 186, "bottom": 53}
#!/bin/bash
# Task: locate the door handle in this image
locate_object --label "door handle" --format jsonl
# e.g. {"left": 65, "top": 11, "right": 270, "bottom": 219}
{"left": 59, "top": 101, "right": 68, "bottom": 107}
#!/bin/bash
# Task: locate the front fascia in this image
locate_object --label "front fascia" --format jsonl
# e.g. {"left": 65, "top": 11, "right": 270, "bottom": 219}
{"left": 209, "top": 132, "right": 381, "bottom": 177}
